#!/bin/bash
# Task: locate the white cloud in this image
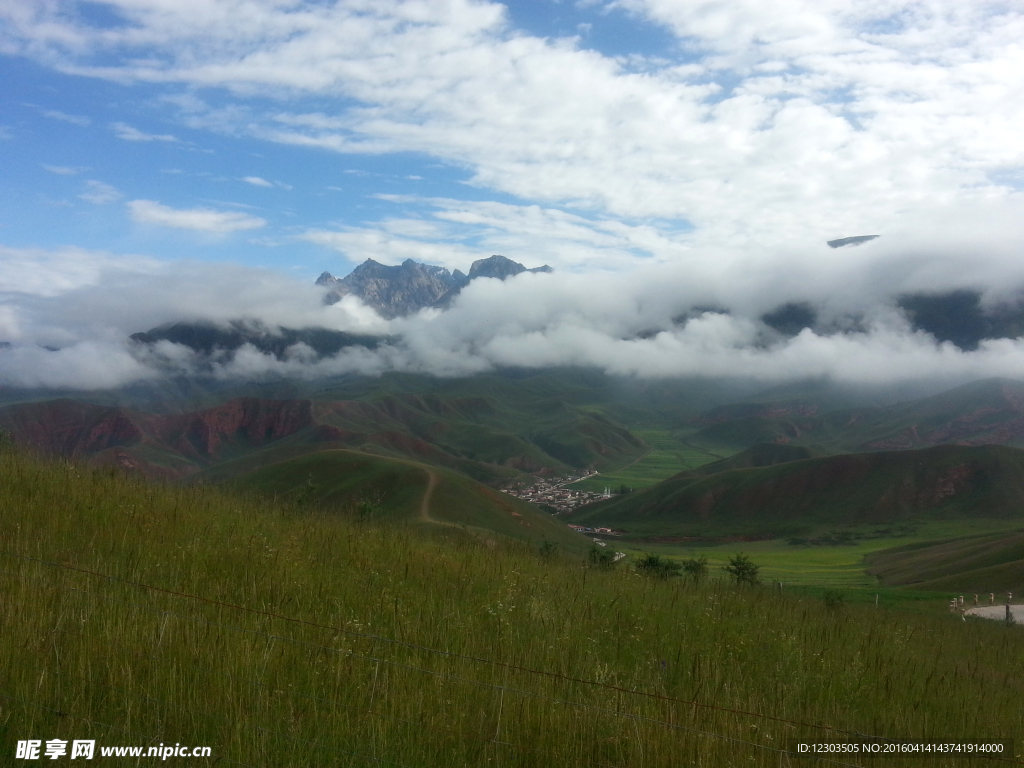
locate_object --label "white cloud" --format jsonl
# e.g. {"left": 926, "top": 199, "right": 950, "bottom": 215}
{"left": 7, "top": 225, "right": 1024, "bottom": 391}
{"left": 0, "top": 244, "right": 162, "bottom": 297}
{"left": 79, "top": 180, "right": 122, "bottom": 204}
{"left": 2, "top": 0, "right": 1021, "bottom": 255}
{"left": 42, "top": 109, "right": 90, "bottom": 126}
{"left": 241, "top": 175, "right": 291, "bottom": 189}
{"left": 111, "top": 121, "right": 178, "bottom": 142}
{"left": 0, "top": 245, "right": 388, "bottom": 388}
{"left": 306, "top": 196, "right": 691, "bottom": 272}
{"left": 42, "top": 164, "right": 87, "bottom": 175}
{"left": 128, "top": 199, "right": 266, "bottom": 232}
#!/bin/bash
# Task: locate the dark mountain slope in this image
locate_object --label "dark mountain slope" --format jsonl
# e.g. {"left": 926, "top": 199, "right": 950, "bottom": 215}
{"left": 130, "top": 320, "right": 386, "bottom": 358}
{"left": 0, "top": 385, "right": 647, "bottom": 480}
{"left": 687, "top": 377, "right": 1024, "bottom": 454}
{"left": 569, "top": 444, "right": 1024, "bottom": 538}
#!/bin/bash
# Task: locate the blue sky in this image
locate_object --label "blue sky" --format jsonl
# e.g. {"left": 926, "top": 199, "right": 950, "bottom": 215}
{"left": 2, "top": 1, "right": 1024, "bottom": 389}
{"left": 0, "top": 1, "right": 695, "bottom": 282}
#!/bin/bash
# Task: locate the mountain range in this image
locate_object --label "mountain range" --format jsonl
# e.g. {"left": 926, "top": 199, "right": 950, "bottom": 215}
{"left": 0, "top": 373, "right": 644, "bottom": 482}
{"left": 688, "top": 377, "right": 1024, "bottom": 453}
{"left": 316, "top": 254, "right": 552, "bottom": 318}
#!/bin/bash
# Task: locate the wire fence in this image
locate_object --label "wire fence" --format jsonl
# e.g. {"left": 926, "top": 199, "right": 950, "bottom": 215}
{"left": 2, "top": 549, "right": 1019, "bottom": 767}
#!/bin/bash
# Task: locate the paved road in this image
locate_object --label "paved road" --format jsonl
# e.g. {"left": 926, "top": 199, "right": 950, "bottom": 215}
{"left": 965, "top": 604, "right": 1024, "bottom": 622}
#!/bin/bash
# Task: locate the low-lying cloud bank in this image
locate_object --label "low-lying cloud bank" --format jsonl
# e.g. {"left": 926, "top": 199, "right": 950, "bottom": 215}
{"left": 4, "top": 219, "right": 1024, "bottom": 391}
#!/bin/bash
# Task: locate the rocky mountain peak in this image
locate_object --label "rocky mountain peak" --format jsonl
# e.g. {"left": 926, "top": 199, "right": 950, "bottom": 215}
{"left": 468, "top": 254, "right": 552, "bottom": 280}
{"left": 315, "top": 271, "right": 338, "bottom": 286}
{"left": 319, "top": 254, "right": 552, "bottom": 317}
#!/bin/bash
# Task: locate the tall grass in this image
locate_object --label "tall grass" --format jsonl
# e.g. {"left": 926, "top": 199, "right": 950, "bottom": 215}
{"left": 0, "top": 445, "right": 1022, "bottom": 766}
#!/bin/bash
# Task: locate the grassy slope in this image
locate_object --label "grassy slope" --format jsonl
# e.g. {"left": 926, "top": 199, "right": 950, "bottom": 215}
{"left": 570, "top": 444, "right": 1024, "bottom": 539}
{"left": 567, "top": 427, "right": 740, "bottom": 493}
{"left": 217, "top": 448, "right": 589, "bottom": 553}
{"left": 2, "top": 446, "right": 1023, "bottom": 767}
{"left": 867, "top": 530, "right": 1024, "bottom": 593}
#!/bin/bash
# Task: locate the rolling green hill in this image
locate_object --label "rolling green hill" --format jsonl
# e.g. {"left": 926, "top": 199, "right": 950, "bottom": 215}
{"left": 867, "top": 530, "right": 1024, "bottom": 594}
{"left": 569, "top": 444, "right": 1024, "bottom": 539}
{"left": 215, "top": 448, "right": 589, "bottom": 552}
{"left": 667, "top": 442, "right": 817, "bottom": 479}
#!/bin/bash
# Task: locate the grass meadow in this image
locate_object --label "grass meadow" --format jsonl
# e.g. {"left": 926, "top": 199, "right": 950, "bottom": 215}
{"left": 1, "top": 444, "right": 1023, "bottom": 766}
{"left": 568, "top": 430, "right": 734, "bottom": 492}
{"left": 615, "top": 519, "right": 1024, "bottom": 590}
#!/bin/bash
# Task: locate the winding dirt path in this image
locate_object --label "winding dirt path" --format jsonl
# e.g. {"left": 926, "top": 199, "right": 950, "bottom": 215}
{"left": 419, "top": 467, "right": 439, "bottom": 523}
{"left": 414, "top": 466, "right": 461, "bottom": 529}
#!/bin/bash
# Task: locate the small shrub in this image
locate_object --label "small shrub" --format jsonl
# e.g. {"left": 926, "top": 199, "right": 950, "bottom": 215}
{"left": 356, "top": 493, "right": 384, "bottom": 521}
{"left": 635, "top": 553, "right": 682, "bottom": 579}
{"left": 681, "top": 555, "right": 708, "bottom": 582}
{"left": 587, "top": 545, "right": 618, "bottom": 570}
{"left": 539, "top": 540, "right": 558, "bottom": 558}
{"left": 823, "top": 589, "right": 845, "bottom": 610}
{"left": 722, "top": 553, "right": 760, "bottom": 585}
{"left": 293, "top": 473, "right": 320, "bottom": 506}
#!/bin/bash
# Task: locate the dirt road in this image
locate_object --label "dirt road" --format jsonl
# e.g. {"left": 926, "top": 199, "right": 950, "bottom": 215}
{"left": 965, "top": 604, "right": 1023, "bottom": 622}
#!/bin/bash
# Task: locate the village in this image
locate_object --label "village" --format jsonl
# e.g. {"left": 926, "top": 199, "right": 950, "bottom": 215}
{"left": 500, "top": 472, "right": 626, "bottom": 537}
{"left": 499, "top": 470, "right": 608, "bottom": 513}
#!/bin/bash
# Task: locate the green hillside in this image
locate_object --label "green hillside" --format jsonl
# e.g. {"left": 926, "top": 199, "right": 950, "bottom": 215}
{"left": 1, "top": 445, "right": 1022, "bottom": 766}
{"left": 669, "top": 442, "right": 817, "bottom": 479}
{"left": 867, "top": 530, "right": 1024, "bottom": 593}
{"left": 215, "top": 447, "right": 588, "bottom": 552}
{"left": 570, "top": 444, "right": 1024, "bottom": 539}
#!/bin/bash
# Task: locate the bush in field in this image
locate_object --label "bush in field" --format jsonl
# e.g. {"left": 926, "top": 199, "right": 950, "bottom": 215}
{"left": 681, "top": 555, "right": 708, "bottom": 582}
{"left": 635, "top": 553, "right": 682, "bottom": 579}
{"left": 823, "top": 589, "right": 846, "bottom": 610}
{"left": 293, "top": 473, "right": 320, "bottom": 506}
{"left": 722, "top": 553, "right": 760, "bottom": 585}
{"left": 587, "top": 545, "right": 618, "bottom": 570}
{"left": 539, "top": 540, "right": 558, "bottom": 558}
{"left": 356, "top": 493, "right": 384, "bottom": 521}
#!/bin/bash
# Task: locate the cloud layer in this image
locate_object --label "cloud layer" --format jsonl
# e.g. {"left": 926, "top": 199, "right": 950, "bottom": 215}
{"left": 5, "top": 226, "right": 1024, "bottom": 391}
{"left": 2, "top": 2, "right": 1024, "bottom": 393}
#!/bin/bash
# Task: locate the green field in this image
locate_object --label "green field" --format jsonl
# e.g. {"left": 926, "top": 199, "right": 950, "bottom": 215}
{"left": 567, "top": 429, "right": 734, "bottom": 491}
{"left": 607, "top": 519, "right": 1024, "bottom": 591}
